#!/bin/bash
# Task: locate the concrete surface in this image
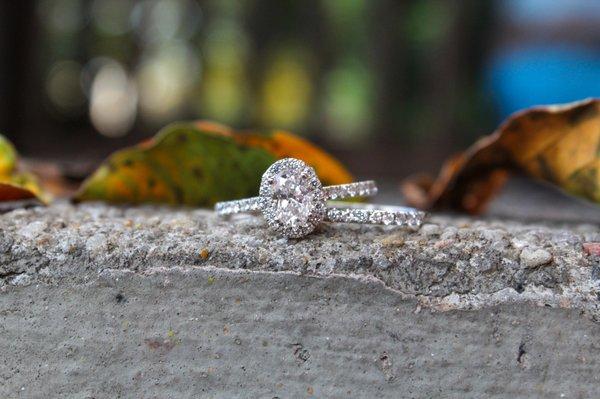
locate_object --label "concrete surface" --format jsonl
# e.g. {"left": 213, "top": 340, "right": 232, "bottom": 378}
{"left": 1, "top": 202, "right": 599, "bottom": 398}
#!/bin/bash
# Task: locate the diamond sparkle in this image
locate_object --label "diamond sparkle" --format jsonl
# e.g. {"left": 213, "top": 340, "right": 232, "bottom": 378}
{"left": 259, "top": 159, "right": 326, "bottom": 238}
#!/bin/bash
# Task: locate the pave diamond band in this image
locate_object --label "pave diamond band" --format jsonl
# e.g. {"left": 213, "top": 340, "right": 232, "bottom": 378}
{"left": 214, "top": 197, "right": 262, "bottom": 216}
{"left": 215, "top": 180, "right": 378, "bottom": 217}
{"left": 323, "top": 181, "right": 377, "bottom": 200}
{"left": 326, "top": 203, "right": 425, "bottom": 228}
{"left": 214, "top": 158, "right": 426, "bottom": 238}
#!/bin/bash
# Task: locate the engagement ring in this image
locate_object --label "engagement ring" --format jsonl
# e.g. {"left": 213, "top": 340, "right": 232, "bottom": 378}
{"left": 215, "top": 158, "right": 426, "bottom": 238}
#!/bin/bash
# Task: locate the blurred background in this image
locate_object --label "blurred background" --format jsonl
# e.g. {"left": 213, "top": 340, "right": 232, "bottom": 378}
{"left": 1, "top": 0, "right": 600, "bottom": 180}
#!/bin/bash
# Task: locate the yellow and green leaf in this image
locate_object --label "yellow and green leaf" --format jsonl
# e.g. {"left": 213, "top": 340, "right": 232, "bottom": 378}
{"left": 0, "top": 134, "right": 47, "bottom": 203}
{"left": 0, "top": 134, "right": 17, "bottom": 175}
{"left": 75, "top": 121, "right": 353, "bottom": 206}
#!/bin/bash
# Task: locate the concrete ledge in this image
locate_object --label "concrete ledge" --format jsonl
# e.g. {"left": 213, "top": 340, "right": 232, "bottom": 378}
{"left": 1, "top": 203, "right": 599, "bottom": 397}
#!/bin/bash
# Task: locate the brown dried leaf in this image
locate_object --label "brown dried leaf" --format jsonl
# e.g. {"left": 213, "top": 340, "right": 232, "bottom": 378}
{"left": 402, "top": 98, "right": 600, "bottom": 214}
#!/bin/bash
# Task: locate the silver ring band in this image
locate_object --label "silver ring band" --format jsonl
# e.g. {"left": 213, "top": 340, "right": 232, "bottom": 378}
{"left": 325, "top": 203, "right": 425, "bottom": 227}
{"left": 215, "top": 198, "right": 425, "bottom": 228}
{"left": 215, "top": 180, "right": 377, "bottom": 216}
{"left": 214, "top": 197, "right": 262, "bottom": 216}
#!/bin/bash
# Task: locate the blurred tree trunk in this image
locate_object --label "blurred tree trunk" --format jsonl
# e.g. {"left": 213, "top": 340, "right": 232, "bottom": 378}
{"left": 0, "top": 2, "right": 36, "bottom": 146}
{"left": 370, "top": 0, "right": 409, "bottom": 141}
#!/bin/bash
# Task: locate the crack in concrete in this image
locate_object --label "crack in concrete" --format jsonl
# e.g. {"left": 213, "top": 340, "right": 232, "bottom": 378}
{"left": 88, "top": 264, "right": 600, "bottom": 322}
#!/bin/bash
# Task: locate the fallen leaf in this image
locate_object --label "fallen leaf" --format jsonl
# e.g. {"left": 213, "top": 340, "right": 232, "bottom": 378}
{"left": 193, "top": 120, "right": 352, "bottom": 186}
{"left": 0, "top": 134, "right": 16, "bottom": 175}
{"left": 402, "top": 98, "right": 600, "bottom": 213}
{"left": 0, "top": 135, "right": 47, "bottom": 203}
{"left": 75, "top": 121, "right": 352, "bottom": 206}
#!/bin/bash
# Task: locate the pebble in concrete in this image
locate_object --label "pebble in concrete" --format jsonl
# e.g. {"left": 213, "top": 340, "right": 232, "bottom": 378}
{"left": 519, "top": 247, "right": 553, "bottom": 268}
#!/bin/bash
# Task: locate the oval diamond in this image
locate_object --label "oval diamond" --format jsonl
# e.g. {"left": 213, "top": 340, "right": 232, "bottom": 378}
{"left": 259, "top": 159, "right": 325, "bottom": 238}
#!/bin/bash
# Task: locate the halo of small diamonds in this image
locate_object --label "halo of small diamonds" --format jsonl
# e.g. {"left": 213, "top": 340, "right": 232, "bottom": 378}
{"left": 259, "top": 158, "right": 326, "bottom": 238}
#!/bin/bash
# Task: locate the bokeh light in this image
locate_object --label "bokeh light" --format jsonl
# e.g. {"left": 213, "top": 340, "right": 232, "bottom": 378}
{"left": 323, "top": 60, "right": 373, "bottom": 144}
{"left": 45, "top": 60, "right": 86, "bottom": 116}
{"left": 198, "top": 19, "right": 249, "bottom": 124}
{"left": 37, "top": 0, "right": 84, "bottom": 35}
{"left": 89, "top": 60, "right": 137, "bottom": 137}
{"left": 131, "top": 0, "right": 202, "bottom": 44}
{"left": 91, "top": 0, "right": 133, "bottom": 36}
{"left": 260, "top": 48, "right": 314, "bottom": 130}
{"left": 136, "top": 43, "right": 200, "bottom": 122}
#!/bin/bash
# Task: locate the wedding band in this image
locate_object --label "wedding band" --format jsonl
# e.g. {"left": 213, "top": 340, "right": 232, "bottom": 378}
{"left": 215, "top": 158, "right": 426, "bottom": 238}
{"left": 215, "top": 182, "right": 377, "bottom": 215}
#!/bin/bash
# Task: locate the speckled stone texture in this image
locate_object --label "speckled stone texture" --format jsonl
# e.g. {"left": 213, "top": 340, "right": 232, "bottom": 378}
{"left": 1, "top": 202, "right": 599, "bottom": 398}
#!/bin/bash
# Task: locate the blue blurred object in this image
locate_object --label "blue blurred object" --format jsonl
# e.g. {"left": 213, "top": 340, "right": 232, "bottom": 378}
{"left": 502, "top": 0, "right": 600, "bottom": 24}
{"left": 487, "top": 46, "right": 600, "bottom": 118}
